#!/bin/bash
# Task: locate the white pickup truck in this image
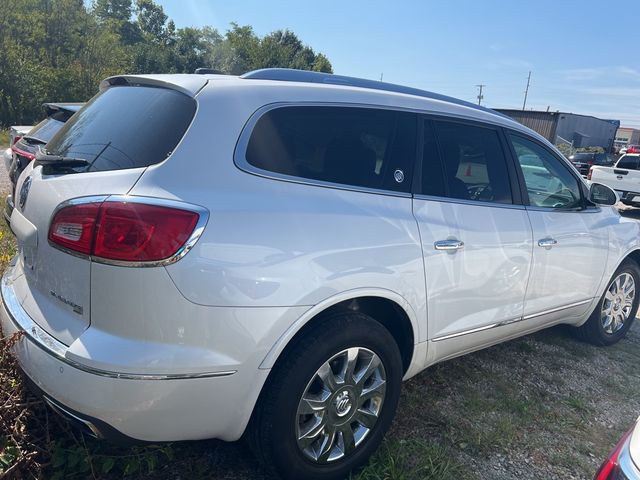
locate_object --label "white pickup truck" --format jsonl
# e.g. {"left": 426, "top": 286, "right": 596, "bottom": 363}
{"left": 590, "top": 154, "right": 640, "bottom": 207}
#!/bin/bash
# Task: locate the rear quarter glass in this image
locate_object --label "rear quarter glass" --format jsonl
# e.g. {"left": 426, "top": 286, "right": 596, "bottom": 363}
{"left": 45, "top": 85, "right": 197, "bottom": 172}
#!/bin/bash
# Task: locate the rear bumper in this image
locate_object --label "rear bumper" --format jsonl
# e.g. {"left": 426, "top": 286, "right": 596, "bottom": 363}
{"left": 0, "top": 266, "right": 271, "bottom": 442}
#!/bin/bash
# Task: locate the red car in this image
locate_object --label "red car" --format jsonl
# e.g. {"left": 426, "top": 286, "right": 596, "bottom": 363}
{"left": 627, "top": 145, "right": 640, "bottom": 154}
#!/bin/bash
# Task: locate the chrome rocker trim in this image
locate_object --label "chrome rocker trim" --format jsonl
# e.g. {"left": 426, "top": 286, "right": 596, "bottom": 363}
{"left": 431, "top": 299, "right": 593, "bottom": 342}
{"left": 1, "top": 273, "right": 236, "bottom": 380}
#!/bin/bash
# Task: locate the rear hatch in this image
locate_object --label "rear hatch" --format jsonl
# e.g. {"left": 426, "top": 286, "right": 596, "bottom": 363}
{"left": 10, "top": 78, "right": 198, "bottom": 345}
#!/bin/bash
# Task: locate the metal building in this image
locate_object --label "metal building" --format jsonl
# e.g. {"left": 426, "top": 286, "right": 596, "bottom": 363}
{"left": 495, "top": 109, "right": 620, "bottom": 152}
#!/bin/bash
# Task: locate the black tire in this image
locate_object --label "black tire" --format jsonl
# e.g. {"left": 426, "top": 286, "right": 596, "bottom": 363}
{"left": 247, "top": 311, "right": 403, "bottom": 480}
{"left": 574, "top": 260, "right": 640, "bottom": 346}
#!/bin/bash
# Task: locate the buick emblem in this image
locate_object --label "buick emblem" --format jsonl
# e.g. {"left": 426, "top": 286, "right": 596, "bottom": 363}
{"left": 19, "top": 176, "right": 32, "bottom": 211}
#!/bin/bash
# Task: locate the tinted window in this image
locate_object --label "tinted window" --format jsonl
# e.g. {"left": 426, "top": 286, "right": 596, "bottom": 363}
{"left": 510, "top": 135, "right": 582, "bottom": 209}
{"left": 616, "top": 155, "right": 639, "bottom": 170}
{"left": 434, "top": 121, "right": 512, "bottom": 204}
{"left": 245, "top": 107, "right": 416, "bottom": 192}
{"left": 27, "top": 118, "right": 65, "bottom": 143}
{"left": 46, "top": 86, "right": 196, "bottom": 172}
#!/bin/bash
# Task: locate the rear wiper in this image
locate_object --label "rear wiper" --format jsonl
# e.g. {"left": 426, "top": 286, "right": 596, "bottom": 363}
{"left": 34, "top": 149, "right": 89, "bottom": 168}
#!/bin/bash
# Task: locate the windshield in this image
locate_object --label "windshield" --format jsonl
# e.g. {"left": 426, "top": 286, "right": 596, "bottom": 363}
{"left": 45, "top": 85, "right": 197, "bottom": 172}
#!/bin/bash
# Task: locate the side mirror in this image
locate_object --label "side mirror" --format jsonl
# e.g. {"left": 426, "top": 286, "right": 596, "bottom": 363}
{"left": 589, "top": 182, "right": 618, "bottom": 206}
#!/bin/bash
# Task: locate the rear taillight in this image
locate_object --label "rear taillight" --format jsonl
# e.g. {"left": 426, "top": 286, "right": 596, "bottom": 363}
{"left": 49, "top": 199, "right": 202, "bottom": 264}
{"left": 588, "top": 166, "right": 594, "bottom": 180}
{"left": 594, "top": 428, "right": 633, "bottom": 480}
{"left": 12, "top": 136, "right": 22, "bottom": 145}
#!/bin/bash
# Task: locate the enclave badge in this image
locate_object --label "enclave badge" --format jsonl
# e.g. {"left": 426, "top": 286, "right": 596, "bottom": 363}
{"left": 19, "top": 176, "right": 32, "bottom": 210}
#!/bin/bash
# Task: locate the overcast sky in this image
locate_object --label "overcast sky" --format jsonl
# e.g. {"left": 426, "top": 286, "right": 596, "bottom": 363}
{"left": 156, "top": 0, "right": 640, "bottom": 128}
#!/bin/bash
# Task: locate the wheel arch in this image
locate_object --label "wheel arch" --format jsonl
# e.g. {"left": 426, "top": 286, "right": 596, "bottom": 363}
{"left": 259, "top": 289, "right": 420, "bottom": 376}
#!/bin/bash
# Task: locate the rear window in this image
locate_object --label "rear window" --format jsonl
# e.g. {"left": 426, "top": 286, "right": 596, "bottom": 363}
{"left": 27, "top": 118, "right": 65, "bottom": 144}
{"left": 45, "top": 86, "right": 196, "bottom": 172}
{"left": 244, "top": 106, "right": 416, "bottom": 192}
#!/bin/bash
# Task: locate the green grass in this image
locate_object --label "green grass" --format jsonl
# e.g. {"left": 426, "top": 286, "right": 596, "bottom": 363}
{"left": 355, "top": 439, "right": 464, "bottom": 480}
{"left": 0, "top": 130, "right": 8, "bottom": 149}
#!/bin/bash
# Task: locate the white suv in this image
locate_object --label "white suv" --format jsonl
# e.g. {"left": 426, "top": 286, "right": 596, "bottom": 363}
{"left": 2, "top": 69, "right": 639, "bottom": 480}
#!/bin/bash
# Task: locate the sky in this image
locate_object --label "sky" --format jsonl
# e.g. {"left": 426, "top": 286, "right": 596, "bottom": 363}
{"left": 156, "top": 0, "right": 640, "bottom": 128}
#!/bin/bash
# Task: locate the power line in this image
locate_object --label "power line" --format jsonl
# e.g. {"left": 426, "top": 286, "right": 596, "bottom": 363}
{"left": 475, "top": 84, "right": 485, "bottom": 105}
{"left": 522, "top": 71, "right": 532, "bottom": 110}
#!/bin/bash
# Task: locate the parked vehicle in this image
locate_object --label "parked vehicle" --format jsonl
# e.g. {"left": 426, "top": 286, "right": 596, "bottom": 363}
{"left": 594, "top": 417, "right": 640, "bottom": 479}
{"left": 627, "top": 145, "right": 640, "bottom": 154}
{"left": 569, "top": 152, "right": 614, "bottom": 176}
{"left": 4, "top": 126, "right": 33, "bottom": 172}
{"left": 5, "top": 103, "right": 83, "bottom": 224}
{"left": 9, "top": 103, "right": 83, "bottom": 188}
{"left": 1, "top": 69, "right": 638, "bottom": 480}
{"left": 589, "top": 154, "right": 640, "bottom": 206}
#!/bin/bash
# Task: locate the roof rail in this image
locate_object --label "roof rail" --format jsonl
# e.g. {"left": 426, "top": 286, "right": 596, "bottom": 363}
{"left": 240, "top": 68, "right": 509, "bottom": 119}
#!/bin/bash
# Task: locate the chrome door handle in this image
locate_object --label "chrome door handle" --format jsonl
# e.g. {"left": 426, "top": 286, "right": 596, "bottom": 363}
{"left": 434, "top": 239, "right": 464, "bottom": 251}
{"left": 538, "top": 238, "right": 557, "bottom": 249}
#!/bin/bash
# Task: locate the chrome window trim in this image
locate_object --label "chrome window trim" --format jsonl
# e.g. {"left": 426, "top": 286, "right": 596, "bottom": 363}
{"left": 525, "top": 205, "right": 602, "bottom": 214}
{"left": 431, "top": 299, "right": 593, "bottom": 342}
{"left": 47, "top": 195, "right": 210, "bottom": 268}
{"left": 2, "top": 273, "right": 236, "bottom": 380}
{"left": 413, "top": 194, "right": 526, "bottom": 211}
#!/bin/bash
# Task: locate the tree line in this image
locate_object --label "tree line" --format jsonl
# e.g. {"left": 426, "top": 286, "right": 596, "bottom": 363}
{"left": 0, "top": 0, "right": 333, "bottom": 127}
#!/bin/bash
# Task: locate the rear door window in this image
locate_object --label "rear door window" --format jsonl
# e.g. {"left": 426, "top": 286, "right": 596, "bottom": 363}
{"left": 244, "top": 106, "right": 417, "bottom": 192}
{"left": 433, "top": 121, "right": 513, "bottom": 204}
{"left": 45, "top": 86, "right": 196, "bottom": 172}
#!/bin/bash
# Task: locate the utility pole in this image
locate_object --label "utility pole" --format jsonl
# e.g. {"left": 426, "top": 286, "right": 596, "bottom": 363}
{"left": 475, "top": 84, "right": 485, "bottom": 105}
{"left": 522, "top": 71, "right": 532, "bottom": 110}
{"left": 380, "top": 72, "right": 384, "bottom": 81}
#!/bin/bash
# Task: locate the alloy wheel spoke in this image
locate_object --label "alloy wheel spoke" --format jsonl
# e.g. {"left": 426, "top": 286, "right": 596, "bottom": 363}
{"left": 316, "top": 427, "right": 337, "bottom": 463}
{"left": 355, "top": 355, "right": 381, "bottom": 386}
{"left": 298, "top": 415, "right": 326, "bottom": 445}
{"left": 605, "top": 290, "right": 615, "bottom": 301}
{"left": 354, "top": 408, "right": 378, "bottom": 429}
{"left": 342, "top": 348, "right": 360, "bottom": 384}
{"left": 359, "top": 378, "right": 386, "bottom": 404}
{"left": 339, "top": 424, "right": 356, "bottom": 455}
{"left": 298, "top": 393, "right": 329, "bottom": 415}
{"left": 317, "top": 363, "right": 339, "bottom": 391}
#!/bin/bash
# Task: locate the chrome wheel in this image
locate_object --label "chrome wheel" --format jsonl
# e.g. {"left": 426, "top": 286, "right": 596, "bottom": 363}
{"left": 295, "top": 347, "right": 386, "bottom": 464}
{"left": 601, "top": 272, "right": 636, "bottom": 335}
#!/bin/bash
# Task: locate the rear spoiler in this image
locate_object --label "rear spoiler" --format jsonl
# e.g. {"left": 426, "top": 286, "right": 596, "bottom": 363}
{"left": 100, "top": 75, "right": 209, "bottom": 97}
